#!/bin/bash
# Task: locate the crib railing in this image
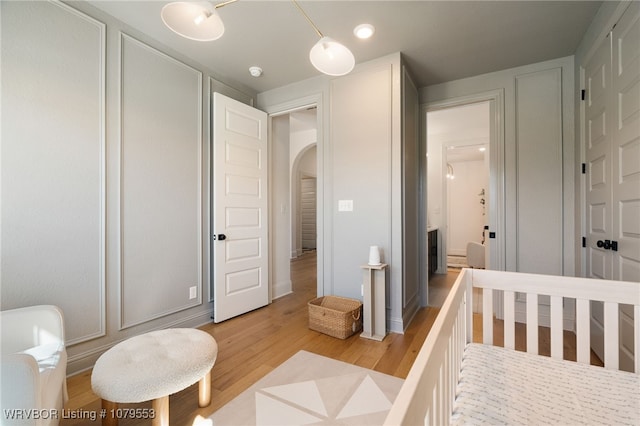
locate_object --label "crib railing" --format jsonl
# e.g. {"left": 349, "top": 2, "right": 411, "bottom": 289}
{"left": 470, "top": 269, "right": 640, "bottom": 372}
{"left": 384, "top": 268, "right": 640, "bottom": 426}
{"left": 384, "top": 269, "right": 470, "bottom": 426}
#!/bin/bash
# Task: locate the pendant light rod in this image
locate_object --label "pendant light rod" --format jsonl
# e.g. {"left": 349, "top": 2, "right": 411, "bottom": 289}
{"left": 292, "top": 0, "right": 323, "bottom": 39}
{"left": 214, "top": 0, "right": 238, "bottom": 9}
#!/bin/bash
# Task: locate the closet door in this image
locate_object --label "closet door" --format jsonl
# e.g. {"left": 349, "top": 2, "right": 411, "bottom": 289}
{"left": 611, "top": 1, "right": 640, "bottom": 372}
{"left": 585, "top": 1, "right": 640, "bottom": 372}
{"left": 585, "top": 33, "right": 612, "bottom": 281}
{"left": 611, "top": 1, "right": 640, "bottom": 283}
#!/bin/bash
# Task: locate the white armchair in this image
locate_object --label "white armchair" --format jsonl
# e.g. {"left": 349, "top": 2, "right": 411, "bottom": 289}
{"left": 1, "top": 305, "right": 68, "bottom": 425}
{"left": 466, "top": 241, "right": 485, "bottom": 269}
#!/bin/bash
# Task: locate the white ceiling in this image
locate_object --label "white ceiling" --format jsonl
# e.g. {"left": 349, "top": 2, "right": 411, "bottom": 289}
{"left": 85, "top": 0, "right": 602, "bottom": 94}
{"left": 428, "top": 102, "right": 490, "bottom": 162}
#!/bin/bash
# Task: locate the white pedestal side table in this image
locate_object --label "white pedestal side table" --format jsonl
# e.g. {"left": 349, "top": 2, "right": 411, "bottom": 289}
{"left": 360, "top": 263, "right": 388, "bottom": 341}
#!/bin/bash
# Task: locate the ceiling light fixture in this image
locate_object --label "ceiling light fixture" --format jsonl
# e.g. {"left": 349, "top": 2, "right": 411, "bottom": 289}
{"left": 161, "top": 0, "right": 355, "bottom": 77}
{"left": 292, "top": 0, "right": 355, "bottom": 76}
{"left": 161, "top": 0, "right": 238, "bottom": 42}
{"left": 354, "top": 24, "right": 375, "bottom": 39}
{"left": 249, "top": 66, "right": 263, "bottom": 77}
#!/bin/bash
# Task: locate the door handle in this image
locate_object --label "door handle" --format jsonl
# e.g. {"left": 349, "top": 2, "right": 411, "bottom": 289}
{"left": 213, "top": 234, "right": 226, "bottom": 241}
{"left": 596, "top": 239, "right": 618, "bottom": 251}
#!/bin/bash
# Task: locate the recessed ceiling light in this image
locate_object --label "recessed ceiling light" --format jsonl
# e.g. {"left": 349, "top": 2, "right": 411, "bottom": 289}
{"left": 354, "top": 24, "right": 375, "bottom": 39}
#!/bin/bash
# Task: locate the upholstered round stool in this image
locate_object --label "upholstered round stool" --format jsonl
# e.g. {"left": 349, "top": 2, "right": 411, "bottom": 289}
{"left": 91, "top": 328, "right": 218, "bottom": 426}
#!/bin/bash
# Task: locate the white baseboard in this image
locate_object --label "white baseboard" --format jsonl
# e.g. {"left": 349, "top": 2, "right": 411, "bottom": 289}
{"left": 272, "top": 280, "right": 292, "bottom": 299}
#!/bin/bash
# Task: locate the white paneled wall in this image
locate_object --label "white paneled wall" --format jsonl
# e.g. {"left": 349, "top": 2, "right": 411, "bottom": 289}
{"left": 1, "top": 1, "right": 255, "bottom": 373}
{"left": 1, "top": 1, "right": 106, "bottom": 345}
{"left": 515, "top": 68, "right": 563, "bottom": 275}
{"left": 120, "top": 34, "right": 203, "bottom": 328}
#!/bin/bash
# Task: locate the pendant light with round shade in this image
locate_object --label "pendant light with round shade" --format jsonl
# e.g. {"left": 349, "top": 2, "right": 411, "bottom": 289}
{"left": 161, "top": 0, "right": 355, "bottom": 76}
{"left": 292, "top": 0, "right": 355, "bottom": 76}
{"left": 161, "top": 1, "right": 233, "bottom": 41}
{"left": 309, "top": 36, "right": 355, "bottom": 76}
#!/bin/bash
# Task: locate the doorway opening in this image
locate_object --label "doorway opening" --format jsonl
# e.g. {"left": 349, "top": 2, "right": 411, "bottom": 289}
{"left": 428, "top": 102, "right": 490, "bottom": 271}
{"left": 424, "top": 91, "right": 504, "bottom": 285}
{"left": 269, "top": 105, "right": 319, "bottom": 300}
{"left": 290, "top": 108, "right": 318, "bottom": 259}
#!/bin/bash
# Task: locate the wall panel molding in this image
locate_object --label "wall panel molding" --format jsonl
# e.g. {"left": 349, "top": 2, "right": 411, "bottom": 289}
{"left": 119, "top": 33, "right": 203, "bottom": 329}
{"left": 0, "top": 0, "right": 107, "bottom": 345}
{"left": 515, "top": 67, "right": 564, "bottom": 274}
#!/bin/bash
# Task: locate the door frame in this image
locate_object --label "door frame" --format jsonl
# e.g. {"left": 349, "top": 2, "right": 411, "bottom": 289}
{"left": 422, "top": 89, "right": 506, "bottom": 275}
{"left": 263, "top": 93, "right": 325, "bottom": 298}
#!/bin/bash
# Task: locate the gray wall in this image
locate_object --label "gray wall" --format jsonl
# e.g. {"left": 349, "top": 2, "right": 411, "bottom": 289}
{"left": 259, "top": 54, "right": 419, "bottom": 334}
{"left": 330, "top": 64, "right": 393, "bottom": 300}
{"left": 402, "top": 66, "right": 422, "bottom": 328}
{"left": 270, "top": 115, "right": 292, "bottom": 298}
{"left": 420, "top": 56, "right": 576, "bottom": 276}
{"left": 1, "top": 1, "right": 255, "bottom": 374}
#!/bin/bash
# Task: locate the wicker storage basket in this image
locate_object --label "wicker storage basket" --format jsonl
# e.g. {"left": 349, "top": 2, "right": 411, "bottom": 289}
{"left": 308, "top": 296, "right": 363, "bottom": 339}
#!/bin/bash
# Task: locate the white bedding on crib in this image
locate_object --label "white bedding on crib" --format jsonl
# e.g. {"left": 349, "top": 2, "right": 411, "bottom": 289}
{"left": 451, "top": 343, "right": 640, "bottom": 425}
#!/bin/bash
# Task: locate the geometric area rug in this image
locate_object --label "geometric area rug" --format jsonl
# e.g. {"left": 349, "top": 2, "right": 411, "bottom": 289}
{"left": 209, "top": 350, "right": 404, "bottom": 425}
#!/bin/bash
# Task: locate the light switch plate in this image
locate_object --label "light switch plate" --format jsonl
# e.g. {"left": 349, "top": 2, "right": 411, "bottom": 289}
{"left": 189, "top": 286, "right": 197, "bottom": 299}
{"left": 338, "top": 200, "right": 353, "bottom": 212}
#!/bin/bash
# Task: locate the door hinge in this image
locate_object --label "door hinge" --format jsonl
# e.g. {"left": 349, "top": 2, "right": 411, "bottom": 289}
{"left": 582, "top": 237, "right": 586, "bottom": 248}
{"left": 582, "top": 163, "right": 586, "bottom": 174}
{"left": 581, "top": 89, "right": 586, "bottom": 101}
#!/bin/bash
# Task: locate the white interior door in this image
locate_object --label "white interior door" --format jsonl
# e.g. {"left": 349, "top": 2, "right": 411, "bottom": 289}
{"left": 213, "top": 92, "right": 268, "bottom": 323}
{"left": 585, "top": 29, "right": 611, "bottom": 364}
{"left": 585, "top": 27, "right": 612, "bottom": 282}
{"left": 611, "top": 2, "right": 640, "bottom": 371}
{"left": 585, "top": 1, "right": 639, "bottom": 371}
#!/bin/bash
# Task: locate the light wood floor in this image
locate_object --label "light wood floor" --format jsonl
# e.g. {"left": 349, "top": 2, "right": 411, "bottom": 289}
{"left": 62, "top": 253, "right": 441, "bottom": 425}
{"left": 61, "top": 263, "right": 601, "bottom": 425}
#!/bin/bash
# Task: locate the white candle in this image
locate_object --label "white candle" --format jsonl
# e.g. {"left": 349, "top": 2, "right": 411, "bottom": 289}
{"left": 368, "top": 245, "right": 381, "bottom": 265}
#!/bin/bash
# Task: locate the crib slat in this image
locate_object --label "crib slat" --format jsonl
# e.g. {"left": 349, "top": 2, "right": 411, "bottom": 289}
{"left": 483, "top": 288, "right": 493, "bottom": 345}
{"left": 526, "top": 293, "right": 538, "bottom": 355}
{"left": 444, "top": 346, "right": 451, "bottom": 424}
{"left": 504, "top": 290, "right": 515, "bottom": 350}
{"left": 635, "top": 305, "right": 640, "bottom": 374}
{"left": 604, "top": 301, "right": 619, "bottom": 370}
{"left": 436, "top": 365, "right": 444, "bottom": 426}
{"left": 550, "top": 295, "right": 563, "bottom": 360}
{"left": 576, "top": 299, "right": 590, "bottom": 365}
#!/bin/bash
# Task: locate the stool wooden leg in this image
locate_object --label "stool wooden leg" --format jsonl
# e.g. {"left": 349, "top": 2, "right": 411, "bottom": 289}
{"left": 152, "top": 396, "right": 169, "bottom": 426}
{"left": 198, "top": 369, "right": 212, "bottom": 407}
{"left": 101, "top": 400, "right": 118, "bottom": 426}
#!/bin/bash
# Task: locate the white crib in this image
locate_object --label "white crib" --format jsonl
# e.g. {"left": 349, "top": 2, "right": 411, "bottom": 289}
{"left": 384, "top": 268, "right": 640, "bottom": 425}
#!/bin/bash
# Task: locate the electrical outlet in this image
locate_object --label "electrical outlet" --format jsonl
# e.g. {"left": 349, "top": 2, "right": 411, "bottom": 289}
{"left": 189, "top": 286, "right": 197, "bottom": 300}
{"left": 361, "top": 284, "right": 364, "bottom": 296}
